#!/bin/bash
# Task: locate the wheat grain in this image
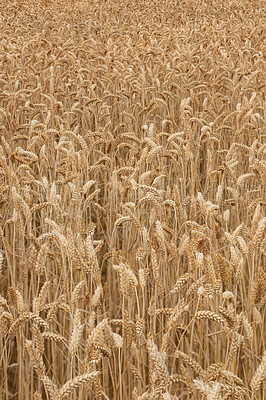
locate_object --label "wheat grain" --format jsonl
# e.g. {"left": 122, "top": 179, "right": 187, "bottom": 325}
{"left": 0, "top": 1, "right": 265, "bottom": 398}
{"left": 250, "top": 351, "right": 266, "bottom": 392}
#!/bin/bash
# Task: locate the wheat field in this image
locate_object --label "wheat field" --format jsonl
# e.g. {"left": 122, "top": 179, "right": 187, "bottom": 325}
{"left": 0, "top": 0, "right": 265, "bottom": 399}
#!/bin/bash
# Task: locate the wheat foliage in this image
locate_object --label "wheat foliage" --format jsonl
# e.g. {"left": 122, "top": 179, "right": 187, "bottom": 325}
{"left": 0, "top": 0, "right": 265, "bottom": 399}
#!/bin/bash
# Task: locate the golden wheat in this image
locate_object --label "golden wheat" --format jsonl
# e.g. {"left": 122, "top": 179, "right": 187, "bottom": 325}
{"left": 0, "top": 0, "right": 265, "bottom": 398}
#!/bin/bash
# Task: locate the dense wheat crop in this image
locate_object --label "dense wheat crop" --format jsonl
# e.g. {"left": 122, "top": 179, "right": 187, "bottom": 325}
{"left": 0, "top": 0, "right": 265, "bottom": 398}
